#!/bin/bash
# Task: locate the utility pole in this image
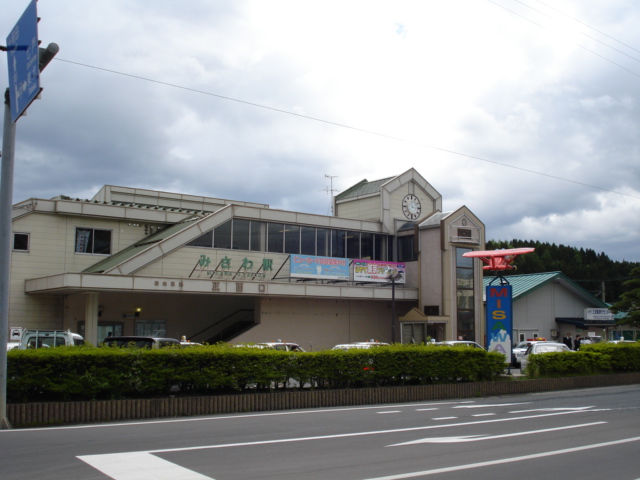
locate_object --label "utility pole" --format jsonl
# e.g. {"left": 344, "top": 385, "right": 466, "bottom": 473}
{"left": 1, "top": 0, "right": 58, "bottom": 429}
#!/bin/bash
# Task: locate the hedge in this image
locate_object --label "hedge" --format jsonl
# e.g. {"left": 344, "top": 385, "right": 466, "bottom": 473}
{"left": 524, "top": 342, "right": 640, "bottom": 377}
{"left": 7, "top": 344, "right": 506, "bottom": 403}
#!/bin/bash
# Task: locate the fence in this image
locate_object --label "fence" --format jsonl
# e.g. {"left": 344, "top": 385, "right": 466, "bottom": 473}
{"left": 7, "top": 372, "right": 640, "bottom": 428}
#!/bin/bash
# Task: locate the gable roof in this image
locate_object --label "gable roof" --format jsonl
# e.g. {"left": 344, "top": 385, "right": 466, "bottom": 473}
{"left": 335, "top": 177, "right": 395, "bottom": 201}
{"left": 482, "top": 271, "right": 608, "bottom": 307}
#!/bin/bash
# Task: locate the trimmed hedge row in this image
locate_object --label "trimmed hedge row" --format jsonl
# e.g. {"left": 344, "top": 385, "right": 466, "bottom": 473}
{"left": 7, "top": 344, "right": 506, "bottom": 403}
{"left": 525, "top": 342, "right": 640, "bottom": 377}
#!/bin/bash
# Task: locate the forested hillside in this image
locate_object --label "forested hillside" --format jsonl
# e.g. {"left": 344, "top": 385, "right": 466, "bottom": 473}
{"left": 485, "top": 239, "right": 639, "bottom": 303}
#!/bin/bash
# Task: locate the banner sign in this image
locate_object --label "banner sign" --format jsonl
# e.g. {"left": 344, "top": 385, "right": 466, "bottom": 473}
{"left": 353, "top": 259, "right": 406, "bottom": 284}
{"left": 290, "top": 255, "right": 349, "bottom": 280}
{"left": 486, "top": 285, "right": 512, "bottom": 361}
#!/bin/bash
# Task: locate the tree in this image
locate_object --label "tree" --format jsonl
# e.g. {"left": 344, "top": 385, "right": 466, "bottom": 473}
{"left": 610, "top": 266, "right": 640, "bottom": 328}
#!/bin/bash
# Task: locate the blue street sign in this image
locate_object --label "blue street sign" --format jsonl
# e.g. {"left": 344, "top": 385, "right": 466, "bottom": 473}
{"left": 6, "top": 0, "right": 40, "bottom": 123}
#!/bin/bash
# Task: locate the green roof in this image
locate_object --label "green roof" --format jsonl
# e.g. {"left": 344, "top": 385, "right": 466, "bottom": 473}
{"left": 483, "top": 271, "right": 608, "bottom": 307}
{"left": 335, "top": 176, "right": 394, "bottom": 201}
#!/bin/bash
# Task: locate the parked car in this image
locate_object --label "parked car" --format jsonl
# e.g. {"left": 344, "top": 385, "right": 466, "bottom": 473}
{"left": 102, "top": 336, "right": 180, "bottom": 348}
{"left": 433, "top": 341, "right": 485, "bottom": 350}
{"left": 511, "top": 340, "right": 549, "bottom": 365}
{"left": 256, "top": 342, "right": 306, "bottom": 352}
{"left": 6, "top": 341, "right": 20, "bottom": 351}
{"left": 520, "top": 342, "right": 570, "bottom": 372}
{"left": 17, "top": 329, "right": 84, "bottom": 349}
{"left": 332, "top": 341, "right": 390, "bottom": 350}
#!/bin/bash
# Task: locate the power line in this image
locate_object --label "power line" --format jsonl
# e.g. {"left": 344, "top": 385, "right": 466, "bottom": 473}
{"left": 487, "top": 0, "right": 640, "bottom": 80}
{"left": 55, "top": 57, "right": 640, "bottom": 202}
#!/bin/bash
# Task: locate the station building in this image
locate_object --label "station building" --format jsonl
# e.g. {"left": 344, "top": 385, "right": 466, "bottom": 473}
{"left": 9, "top": 168, "right": 486, "bottom": 350}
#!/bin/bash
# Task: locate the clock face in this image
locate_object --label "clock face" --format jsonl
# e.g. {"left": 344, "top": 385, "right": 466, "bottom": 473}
{"left": 402, "top": 194, "right": 421, "bottom": 220}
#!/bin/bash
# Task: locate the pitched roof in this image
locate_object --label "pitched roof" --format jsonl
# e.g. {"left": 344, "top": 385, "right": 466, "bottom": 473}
{"left": 335, "top": 176, "right": 394, "bottom": 201}
{"left": 482, "top": 271, "right": 608, "bottom": 307}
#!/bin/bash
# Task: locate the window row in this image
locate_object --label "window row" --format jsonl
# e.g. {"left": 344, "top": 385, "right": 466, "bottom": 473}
{"left": 14, "top": 229, "right": 113, "bottom": 255}
{"left": 186, "top": 219, "right": 392, "bottom": 260}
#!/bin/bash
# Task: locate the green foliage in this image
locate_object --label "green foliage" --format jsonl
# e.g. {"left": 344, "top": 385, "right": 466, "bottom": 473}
{"left": 7, "top": 344, "right": 506, "bottom": 403}
{"left": 525, "top": 342, "right": 640, "bottom": 377}
{"left": 486, "top": 239, "right": 639, "bottom": 304}
{"left": 609, "top": 266, "right": 640, "bottom": 328}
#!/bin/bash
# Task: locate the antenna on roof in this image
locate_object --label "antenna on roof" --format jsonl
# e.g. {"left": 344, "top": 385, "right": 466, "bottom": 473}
{"left": 323, "top": 174, "right": 339, "bottom": 215}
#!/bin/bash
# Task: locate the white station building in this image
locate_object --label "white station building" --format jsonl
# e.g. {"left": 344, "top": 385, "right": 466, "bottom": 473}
{"left": 9, "top": 168, "right": 486, "bottom": 350}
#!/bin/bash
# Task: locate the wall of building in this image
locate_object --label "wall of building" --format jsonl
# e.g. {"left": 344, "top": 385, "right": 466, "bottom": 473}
{"left": 335, "top": 195, "right": 381, "bottom": 222}
{"left": 10, "top": 211, "right": 162, "bottom": 329}
{"left": 234, "top": 296, "right": 415, "bottom": 351}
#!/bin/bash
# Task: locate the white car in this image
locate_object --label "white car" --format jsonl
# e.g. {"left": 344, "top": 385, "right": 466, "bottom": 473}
{"left": 256, "top": 342, "right": 306, "bottom": 352}
{"left": 434, "top": 341, "right": 485, "bottom": 350}
{"left": 332, "top": 342, "right": 390, "bottom": 350}
{"left": 512, "top": 340, "right": 548, "bottom": 365}
{"left": 520, "top": 342, "right": 570, "bottom": 372}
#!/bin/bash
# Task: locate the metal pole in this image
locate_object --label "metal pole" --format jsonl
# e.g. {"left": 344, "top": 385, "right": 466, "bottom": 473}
{"left": 0, "top": 88, "right": 16, "bottom": 429}
{"left": 391, "top": 277, "right": 396, "bottom": 344}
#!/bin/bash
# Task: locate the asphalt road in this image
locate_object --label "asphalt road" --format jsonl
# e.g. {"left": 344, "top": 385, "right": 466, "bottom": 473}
{"left": 1, "top": 384, "right": 639, "bottom": 480}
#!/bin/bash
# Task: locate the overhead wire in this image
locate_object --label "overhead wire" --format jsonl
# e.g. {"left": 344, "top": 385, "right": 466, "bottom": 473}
{"left": 55, "top": 57, "right": 640, "bottom": 202}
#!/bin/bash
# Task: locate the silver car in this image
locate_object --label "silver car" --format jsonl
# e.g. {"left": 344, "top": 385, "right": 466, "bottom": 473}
{"left": 520, "top": 342, "right": 570, "bottom": 372}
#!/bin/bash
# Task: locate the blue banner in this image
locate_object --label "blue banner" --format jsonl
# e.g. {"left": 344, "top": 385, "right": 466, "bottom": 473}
{"left": 486, "top": 285, "right": 512, "bottom": 361}
{"left": 290, "top": 255, "right": 350, "bottom": 280}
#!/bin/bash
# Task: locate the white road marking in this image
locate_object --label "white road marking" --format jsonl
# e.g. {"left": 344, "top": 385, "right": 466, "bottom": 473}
{"left": 388, "top": 422, "right": 606, "bottom": 446}
{"left": 415, "top": 408, "right": 438, "bottom": 411}
{"left": 453, "top": 403, "right": 529, "bottom": 408}
{"left": 377, "top": 411, "right": 402, "bottom": 414}
{"left": 472, "top": 413, "right": 496, "bottom": 417}
{"left": 77, "top": 410, "right": 599, "bottom": 478}
{"left": 432, "top": 417, "right": 457, "bottom": 420}
{"left": 78, "top": 452, "right": 214, "bottom": 480}
{"left": 509, "top": 407, "right": 594, "bottom": 413}
{"left": 363, "top": 435, "right": 640, "bottom": 479}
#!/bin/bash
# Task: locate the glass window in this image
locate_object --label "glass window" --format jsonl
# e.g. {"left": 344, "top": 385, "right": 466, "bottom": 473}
{"left": 186, "top": 230, "right": 212, "bottom": 248}
{"left": 360, "top": 232, "right": 373, "bottom": 259}
{"left": 456, "top": 247, "right": 475, "bottom": 341}
{"left": 284, "top": 225, "right": 300, "bottom": 254}
{"left": 398, "top": 235, "right": 417, "bottom": 262}
{"left": 301, "top": 227, "right": 316, "bottom": 255}
{"left": 402, "top": 323, "right": 427, "bottom": 344}
{"left": 213, "top": 220, "right": 232, "bottom": 249}
{"left": 75, "top": 228, "right": 111, "bottom": 254}
{"left": 135, "top": 320, "right": 167, "bottom": 336}
{"left": 233, "top": 219, "right": 250, "bottom": 250}
{"left": 267, "top": 223, "right": 284, "bottom": 253}
{"left": 456, "top": 267, "right": 473, "bottom": 288}
{"left": 346, "top": 231, "right": 360, "bottom": 259}
{"left": 317, "top": 228, "right": 329, "bottom": 257}
{"left": 250, "top": 221, "right": 263, "bottom": 251}
{"left": 13, "top": 233, "right": 29, "bottom": 252}
{"left": 331, "top": 230, "right": 347, "bottom": 258}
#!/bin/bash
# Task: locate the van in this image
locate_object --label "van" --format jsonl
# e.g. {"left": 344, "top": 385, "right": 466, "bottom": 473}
{"left": 17, "top": 329, "right": 85, "bottom": 349}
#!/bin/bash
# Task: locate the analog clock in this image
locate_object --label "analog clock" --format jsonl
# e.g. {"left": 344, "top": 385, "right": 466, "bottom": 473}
{"left": 402, "top": 194, "right": 421, "bottom": 220}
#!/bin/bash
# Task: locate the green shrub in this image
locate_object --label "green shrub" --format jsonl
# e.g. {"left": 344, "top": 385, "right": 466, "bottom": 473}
{"left": 7, "top": 343, "right": 507, "bottom": 402}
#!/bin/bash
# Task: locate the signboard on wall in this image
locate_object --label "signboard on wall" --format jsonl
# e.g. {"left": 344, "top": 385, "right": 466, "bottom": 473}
{"left": 584, "top": 308, "right": 613, "bottom": 321}
{"left": 290, "top": 255, "right": 349, "bottom": 280}
{"left": 486, "top": 285, "right": 512, "bottom": 360}
{"left": 353, "top": 259, "right": 405, "bottom": 283}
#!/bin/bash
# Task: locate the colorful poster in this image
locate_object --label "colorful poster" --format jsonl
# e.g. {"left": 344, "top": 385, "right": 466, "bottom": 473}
{"left": 290, "top": 255, "right": 350, "bottom": 280}
{"left": 353, "top": 259, "right": 406, "bottom": 284}
{"left": 486, "top": 285, "right": 512, "bottom": 361}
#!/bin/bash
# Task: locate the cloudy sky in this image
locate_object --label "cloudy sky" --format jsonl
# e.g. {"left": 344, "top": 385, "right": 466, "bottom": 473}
{"left": 2, "top": 0, "right": 639, "bottom": 262}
